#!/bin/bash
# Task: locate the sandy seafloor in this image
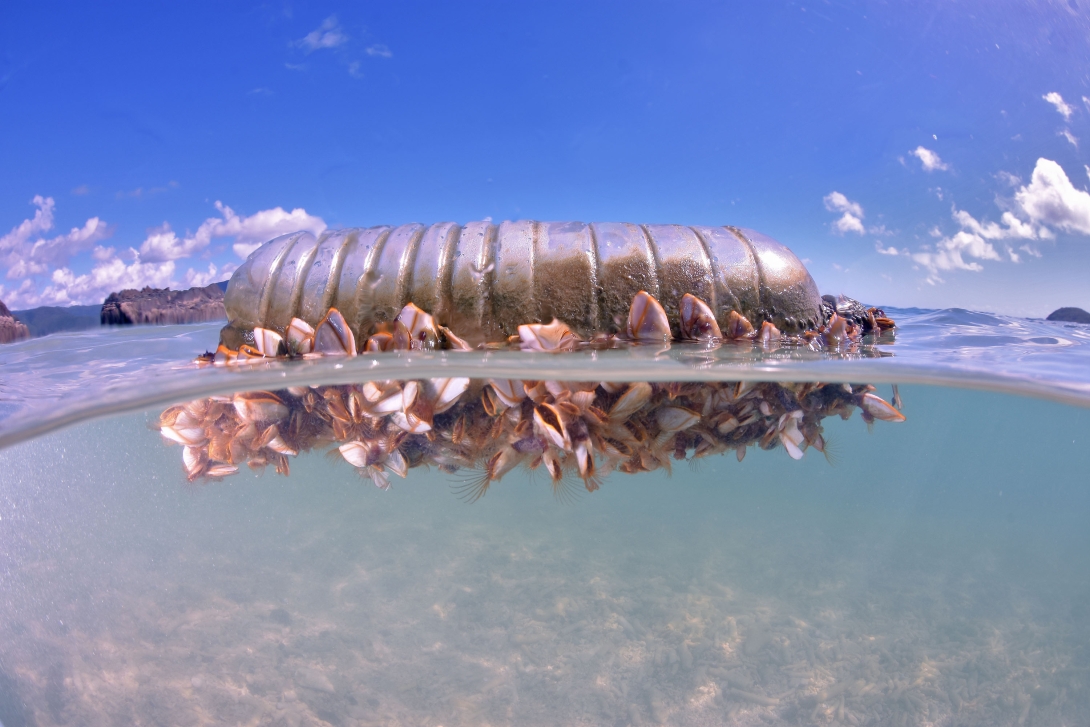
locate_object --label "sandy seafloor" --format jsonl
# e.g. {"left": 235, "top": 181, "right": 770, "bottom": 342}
{"left": 0, "top": 384, "right": 1088, "bottom": 727}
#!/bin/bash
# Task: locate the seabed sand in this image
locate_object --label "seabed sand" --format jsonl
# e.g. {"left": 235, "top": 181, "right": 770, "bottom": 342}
{"left": 1, "top": 386, "right": 1088, "bottom": 726}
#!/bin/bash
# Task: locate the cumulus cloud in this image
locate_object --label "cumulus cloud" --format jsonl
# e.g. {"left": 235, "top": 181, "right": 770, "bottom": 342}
{"left": 183, "top": 262, "right": 237, "bottom": 289}
{"left": 2, "top": 252, "right": 176, "bottom": 308}
{"left": 1, "top": 198, "right": 324, "bottom": 308}
{"left": 5, "top": 254, "right": 240, "bottom": 309}
{"left": 911, "top": 231, "right": 1002, "bottom": 283}
{"left": 0, "top": 196, "right": 112, "bottom": 279}
{"left": 875, "top": 242, "right": 906, "bottom": 256}
{"left": 833, "top": 214, "right": 864, "bottom": 235}
{"left": 46, "top": 258, "right": 177, "bottom": 305}
{"left": 823, "top": 191, "right": 865, "bottom": 234}
{"left": 906, "top": 158, "right": 1090, "bottom": 283}
{"left": 1014, "top": 158, "right": 1090, "bottom": 235}
{"left": 365, "top": 44, "right": 392, "bottom": 58}
{"left": 295, "top": 16, "right": 347, "bottom": 52}
{"left": 1043, "top": 92, "right": 1074, "bottom": 120}
{"left": 1060, "top": 129, "right": 1079, "bottom": 148}
{"left": 910, "top": 146, "right": 949, "bottom": 172}
{"left": 951, "top": 208, "right": 1039, "bottom": 240}
{"left": 138, "top": 201, "right": 326, "bottom": 262}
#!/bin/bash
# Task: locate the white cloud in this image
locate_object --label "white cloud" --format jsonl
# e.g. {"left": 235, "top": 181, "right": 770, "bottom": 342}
{"left": 901, "top": 158, "right": 1090, "bottom": 284}
{"left": 138, "top": 201, "right": 326, "bottom": 262}
{"left": 183, "top": 262, "right": 236, "bottom": 289}
{"left": 91, "top": 245, "right": 115, "bottom": 262}
{"left": 910, "top": 146, "right": 949, "bottom": 172}
{"left": 138, "top": 223, "right": 192, "bottom": 262}
{"left": 1, "top": 198, "right": 323, "bottom": 308}
{"left": 951, "top": 208, "right": 1039, "bottom": 240}
{"left": 365, "top": 44, "right": 392, "bottom": 58}
{"left": 1043, "top": 92, "right": 1074, "bottom": 120}
{"left": 0, "top": 196, "right": 112, "bottom": 279}
{"left": 823, "top": 191, "right": 862, "bottom": 217}
{"left": 875, "top": 242, "right": 905, "bottom": 256}
{"left": 0, "top": 280, "right": 37, "bottom": 309}
{"left": 823, "top": 191, "right": 865, "bottom": 235}
{"left": 832, "top": 213, "right": 864, "bottom": 234}
{"left": 1014, "top": 158, "right": 1090, "bottom": 235}
{"left": 911, "top": 231, "right": 1001, "bottom": 283}
{"left": 1060, "top": 129, "right": 1079, "bottom": 148}
{"left": 4, "top": 252, "right": 238, "bottom": 309}
{"left": 5, "top": 252, "right": 177, "bottom": 308}
{"left": 295, "top": 16, "right": 347, "bottom": 52}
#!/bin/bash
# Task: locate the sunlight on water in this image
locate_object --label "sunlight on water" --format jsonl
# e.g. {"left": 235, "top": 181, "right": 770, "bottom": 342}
{"left": 1, "top": 383, "right": 1087, "bottom": 726}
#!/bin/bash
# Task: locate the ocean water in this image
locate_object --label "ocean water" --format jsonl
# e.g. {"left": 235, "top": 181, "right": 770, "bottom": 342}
{"left": 1, "top": 311, "right": 1089, "bottom": 727}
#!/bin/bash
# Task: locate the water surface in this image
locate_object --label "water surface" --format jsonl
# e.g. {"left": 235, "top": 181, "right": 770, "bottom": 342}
{"left": 0, "top": 312, "right": 1088, "bottom": 726}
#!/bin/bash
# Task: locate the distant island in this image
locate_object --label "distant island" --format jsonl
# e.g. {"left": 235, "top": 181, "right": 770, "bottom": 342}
{"left": 2, "top": 280, "right": 229, "bottom": 342}
{"left": 1046, "top": 307, "right": 1090, "bottom": 324}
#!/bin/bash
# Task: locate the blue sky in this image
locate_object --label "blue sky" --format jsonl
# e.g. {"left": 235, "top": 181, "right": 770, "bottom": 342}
{"left": 1, "top": 0, "right": 1088, "bottom": 316}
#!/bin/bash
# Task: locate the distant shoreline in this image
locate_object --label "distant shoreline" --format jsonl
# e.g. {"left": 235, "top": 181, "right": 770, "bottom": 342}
{"left": 10, "top": 281, "right": 229, "bottom": 338}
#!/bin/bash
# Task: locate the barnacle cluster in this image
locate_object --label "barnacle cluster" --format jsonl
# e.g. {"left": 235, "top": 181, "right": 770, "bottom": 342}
{"left": 166, "top": 290, "right": 902, "bottom": 495}
{"left": 198, "top": 290, "right": 895, "bottom": 364}
{"left": 160, "top": 375, "right": 905, "bottom": 498}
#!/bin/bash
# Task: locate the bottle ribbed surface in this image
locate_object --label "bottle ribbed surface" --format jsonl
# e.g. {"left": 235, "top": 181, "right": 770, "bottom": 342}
{"left": 221, "top": 220, "right": 822, "bottom": 349}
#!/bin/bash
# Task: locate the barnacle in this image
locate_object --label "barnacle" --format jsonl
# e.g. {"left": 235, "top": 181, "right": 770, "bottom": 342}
{"left": 203, "top": 290, "right": 894, "bottom": 365}
{"left": 161, "top": 373, "right": 904, "bottom": 494}
{"left": 170, "top": 287, "right": 903, "bottom": 491}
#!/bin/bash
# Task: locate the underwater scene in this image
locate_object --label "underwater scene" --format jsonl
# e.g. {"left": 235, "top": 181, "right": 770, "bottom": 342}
{"left": 1, "top": 309, "right": 1089, "bottom": 727}
{"left": 4, "top": 4, "right": 1090, "bottom": 726}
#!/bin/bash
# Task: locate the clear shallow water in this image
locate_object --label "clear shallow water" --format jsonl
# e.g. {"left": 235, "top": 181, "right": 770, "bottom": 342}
{"left": 0, "top": 307, "right": 1089, "bottom": 450}
{"left": 0, "top": 313, "right": 1089, "bottom": 727}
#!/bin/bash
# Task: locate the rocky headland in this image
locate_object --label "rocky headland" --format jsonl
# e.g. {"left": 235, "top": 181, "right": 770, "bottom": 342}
{"left": 100, "top": 283, "right": 227, "bottom": 326}
{"left": 0, "top": 298, "right": 31, "bottom": 343}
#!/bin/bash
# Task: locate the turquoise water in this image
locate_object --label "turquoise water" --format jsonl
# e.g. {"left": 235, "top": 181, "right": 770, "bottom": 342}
{"left": 0, "top": 316, "right": 1089, "bottom": 726}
